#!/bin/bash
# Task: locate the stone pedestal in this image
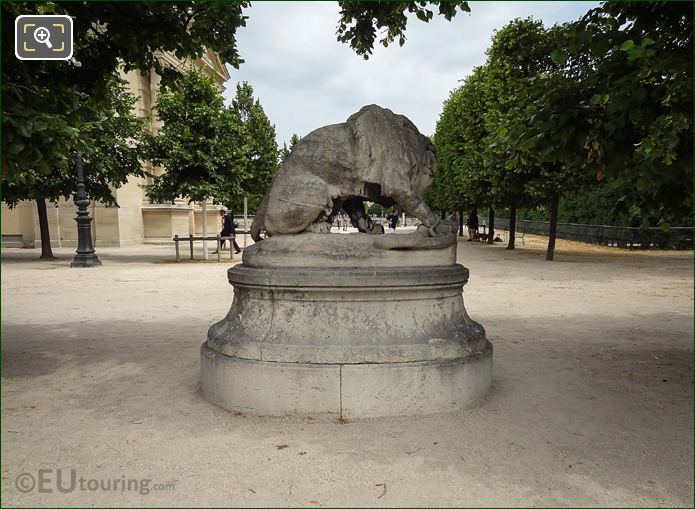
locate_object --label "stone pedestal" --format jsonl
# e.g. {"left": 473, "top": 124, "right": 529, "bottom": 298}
{"left": 201, "top": 233, "right": 492, "bottom": 418}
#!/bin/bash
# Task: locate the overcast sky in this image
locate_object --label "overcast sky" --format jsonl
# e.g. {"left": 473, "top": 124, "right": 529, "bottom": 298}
{"left": 222, "top": 1, "right": 599, "bottom": 146}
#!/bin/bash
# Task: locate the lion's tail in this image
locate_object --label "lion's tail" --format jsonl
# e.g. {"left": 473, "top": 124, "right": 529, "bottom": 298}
{"left": 250, "top": 195, "right": 269, "bottom": 242}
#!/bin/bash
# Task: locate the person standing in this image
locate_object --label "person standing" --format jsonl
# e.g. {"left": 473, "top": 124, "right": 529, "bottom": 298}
{"left": 387, "top": 209, "right": 399, "bottom": 232}
{"left": 466, "top": 210, "right": 479, "bottom": 242}
{"left": 217, "top": 209, "right": 241, "bottom": 254}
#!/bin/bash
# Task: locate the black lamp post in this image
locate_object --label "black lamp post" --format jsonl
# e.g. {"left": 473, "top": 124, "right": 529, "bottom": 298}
{"left": 70, "top": 151, "right": 102, "bottom": 268}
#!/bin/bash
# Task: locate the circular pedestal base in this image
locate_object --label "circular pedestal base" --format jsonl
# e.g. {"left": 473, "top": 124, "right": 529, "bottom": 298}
{"left": 201, "top": 341, "right": 492, "bottom": 418}
{"left": 202, "top": 234, "right": 491, "bottom": 418}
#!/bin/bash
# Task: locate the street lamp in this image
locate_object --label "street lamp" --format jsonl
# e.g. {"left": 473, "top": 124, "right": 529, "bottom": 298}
{"left": 70, "top": 151, "right": 102, "bottom": 268}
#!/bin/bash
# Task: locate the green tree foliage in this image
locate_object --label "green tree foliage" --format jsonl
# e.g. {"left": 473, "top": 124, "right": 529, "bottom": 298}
{"left": 484, "top": 18, "right": 556, "bottom": 203}
{"left": 517, "top": 181, "right": 626, "bottom": 225}
{"left": 430, "top": 65, "right": 491, "bottom": 215}
{"left": 336, "top": 1, "right": 471, "bottom": 58}
{"left": 2, "top": 77, "right": 145, "bottom": 258}
{"left": 431, "top": 18, "right": 573, "bottom": 253}
{"left": 3, "top": 76, "right": 144, "bottom": 207}
{"left": 144, "top": 70, "right": 245, "bottom": 205}
{"left": 3, "top": 1, "right": 471, "bottom": 186}
{"left": 486, "top": 18, "right": 581, "bottom": 257}
{"left": 280, "top": 134, "right": 302, "bottom": 164}
{"left": 4, "top": 1, "right": 464, "bottom": 257}
{"left": 229, "top": 82, "right": 280, "bottom": 211}
{"left": 433, "top": 3, "right": 691, "bottom": 259}
{"left": 367, "top": 202, "right": 385, "bottom": 216}
{"left": 2, "top": 1, "right": 249, "bottom": 185}
{"left": 508, "top": 2, "right": 692, "bottom": 229}
{"left": 585, "top": 2, "right": 692, "bottom": 227}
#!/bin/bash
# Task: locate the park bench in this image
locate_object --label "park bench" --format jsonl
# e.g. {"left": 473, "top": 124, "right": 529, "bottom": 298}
{"left": 173, "top": 232, "right": 250, "bottom": 262}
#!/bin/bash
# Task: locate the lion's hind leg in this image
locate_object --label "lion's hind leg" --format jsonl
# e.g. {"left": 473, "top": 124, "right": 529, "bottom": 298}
{"left": 264, "top": 173, "right": 333, "bottom": 235}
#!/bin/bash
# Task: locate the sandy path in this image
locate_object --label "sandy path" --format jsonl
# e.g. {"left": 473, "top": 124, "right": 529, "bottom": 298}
{"left": 1, "top": 237, "right": 692, "bottom": 507}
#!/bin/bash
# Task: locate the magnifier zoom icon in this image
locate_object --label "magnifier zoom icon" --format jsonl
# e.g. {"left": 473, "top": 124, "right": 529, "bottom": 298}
{"left": 34, "top": 27, "right": 52, "bottom": 48}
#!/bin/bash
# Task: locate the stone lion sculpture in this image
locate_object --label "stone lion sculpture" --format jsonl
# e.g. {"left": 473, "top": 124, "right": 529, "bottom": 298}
{"left": 250, "top": 105, "right": 450, "bottom": 242}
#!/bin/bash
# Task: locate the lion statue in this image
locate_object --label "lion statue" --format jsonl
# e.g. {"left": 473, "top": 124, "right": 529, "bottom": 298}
{"left": 250, "top": 105, "right": 450, "bottom": 242}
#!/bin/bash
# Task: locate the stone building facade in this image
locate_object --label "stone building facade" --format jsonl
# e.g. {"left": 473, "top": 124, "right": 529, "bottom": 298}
{"left": 1, "top": 49, "right": 230, "bottom": 248}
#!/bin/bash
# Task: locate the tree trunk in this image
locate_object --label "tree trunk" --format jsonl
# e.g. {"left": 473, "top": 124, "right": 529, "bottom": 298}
{"left": 546, "top": 193, "right": 560, "bottom": 261}
{"left": 487, "top": 207, "right": 495, "bottom": 244}
{"left": 36, "top": 199, "right": 55, "bottom": 259}
{"left": 458, "top": 209, "right": 464, "bottom": 236}
{"left": 506, "top": 204, "right": 517, "bottom": 250}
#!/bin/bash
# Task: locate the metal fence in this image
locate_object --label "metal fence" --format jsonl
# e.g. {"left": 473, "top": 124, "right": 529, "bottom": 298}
{"left": 493, "top": 218, "right": 693, "bottom": 250}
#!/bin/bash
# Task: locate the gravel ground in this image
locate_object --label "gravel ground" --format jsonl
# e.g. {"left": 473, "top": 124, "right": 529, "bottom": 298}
{"left": 1, "top": 235, "right": 692, "bottom": 507}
